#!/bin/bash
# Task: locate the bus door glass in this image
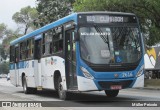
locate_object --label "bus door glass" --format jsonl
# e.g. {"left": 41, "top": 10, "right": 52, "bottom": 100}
{"left": 65, "top": 30, "right": 77, "bottom": 89}
{"left": 14, "top": 45, "right": 19, "bottom": 86}
{"left": 34, "top": 37, "right": 42, "bottom": 88}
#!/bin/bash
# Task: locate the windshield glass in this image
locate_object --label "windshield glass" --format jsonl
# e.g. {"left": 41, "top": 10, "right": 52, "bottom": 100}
{"left": 80, "top": 26, "right": 142, "bottom": 64}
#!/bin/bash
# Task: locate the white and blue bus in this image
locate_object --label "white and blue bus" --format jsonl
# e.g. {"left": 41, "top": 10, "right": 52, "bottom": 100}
{"left": 10, "top": 12, "right": 144, "bottom": 100}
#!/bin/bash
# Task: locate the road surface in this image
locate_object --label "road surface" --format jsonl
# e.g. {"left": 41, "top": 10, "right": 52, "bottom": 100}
{"left": 0, "top": 78, "right": 159, "bottom": 110}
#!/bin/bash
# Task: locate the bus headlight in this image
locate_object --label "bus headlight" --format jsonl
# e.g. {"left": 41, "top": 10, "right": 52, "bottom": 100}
{"left": 136, "top": 65, "right": 144, "bottom": 77}
{"left": 80, "top": 67, "right": 94, "bottom": 79}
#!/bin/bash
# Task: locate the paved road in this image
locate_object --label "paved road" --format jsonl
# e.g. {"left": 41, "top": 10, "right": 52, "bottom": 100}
{"left": 0, "top": 78, "right": 160, "bottom": 110}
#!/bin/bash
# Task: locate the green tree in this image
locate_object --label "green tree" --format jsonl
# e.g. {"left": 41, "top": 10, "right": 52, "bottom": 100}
{"left": 12, "top": 6, "right": 38, "bottom": 35}
{"left": 0, "top": 45, "right": 6, "bottom": 60}
{"left": 35, "top": 0, "right": 75, "bottom": 27}
{"left": 0, "top": 23, "right": 7, "bottom": 39}
{"left": 2, "top": 29, "right": 21, "bottom": 58}
{"left": 0, "top": 62, "right": 9, "bottom": 74}
{"left": 73, "top": 0, "right": 160, "bottom": 46}
{"left": 0, "top": 23, "right": 21, "bottom": 60}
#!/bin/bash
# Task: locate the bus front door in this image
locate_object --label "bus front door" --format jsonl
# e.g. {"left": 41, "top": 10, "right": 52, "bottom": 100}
{"left": 65, "top": 30, "right": 77, "bottom": 90}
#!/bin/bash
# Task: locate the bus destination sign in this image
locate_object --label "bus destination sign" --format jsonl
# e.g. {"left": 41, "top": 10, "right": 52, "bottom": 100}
{"left": 78, "top": 15, "right": 137, "bottom": 24}
{"left": 87, "top": 15, "right": 128, "bottom": 23}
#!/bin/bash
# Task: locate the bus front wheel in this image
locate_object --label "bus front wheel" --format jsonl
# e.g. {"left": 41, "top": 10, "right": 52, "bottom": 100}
{"left": 57, "top": 77, "right": 70, "bottom": 100}
{"left": 105, "top": 90, "right": 119, "bottom": 97}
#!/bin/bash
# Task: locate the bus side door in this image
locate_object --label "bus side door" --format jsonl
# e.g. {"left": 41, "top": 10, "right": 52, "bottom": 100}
{"left": 65, "top": 29, "right": 77, "bottom": 89}
{"left": 14, "top": 46, "right": 20, "bottom": 86}
{"left": 34, "top": 37, "right": 42, "bottom": 89}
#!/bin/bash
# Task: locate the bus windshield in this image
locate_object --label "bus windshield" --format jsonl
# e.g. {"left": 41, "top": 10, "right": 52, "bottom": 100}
{"left": 79, "top": 26, "right": 142, "bottom": 64}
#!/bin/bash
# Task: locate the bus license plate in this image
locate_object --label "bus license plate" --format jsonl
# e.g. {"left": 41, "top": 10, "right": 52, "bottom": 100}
{"left": 110, "top": 85, "right": 122, "bottom": 90}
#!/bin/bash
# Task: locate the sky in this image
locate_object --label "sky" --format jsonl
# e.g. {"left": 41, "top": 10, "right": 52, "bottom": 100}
{"left": 0, "top": 0, "right": 36, "bottom": 30}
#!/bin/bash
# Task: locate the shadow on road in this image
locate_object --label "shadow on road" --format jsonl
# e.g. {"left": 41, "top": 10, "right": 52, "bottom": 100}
{"left": 15, "top": 90, "right": 143, "bottom": 107}
{"left": 18, "top": 89, "right": 138, "bottom": 101}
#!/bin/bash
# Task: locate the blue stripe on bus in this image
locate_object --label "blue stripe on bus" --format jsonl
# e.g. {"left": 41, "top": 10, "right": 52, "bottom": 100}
{"left": 10, "top": 63, "right": 15, "bottom": 70}
{"left": 10, "top": 61, "right": 30, "bottom": 70}
{"left": 10, "top": 13, "right": 77, "bottom": 45}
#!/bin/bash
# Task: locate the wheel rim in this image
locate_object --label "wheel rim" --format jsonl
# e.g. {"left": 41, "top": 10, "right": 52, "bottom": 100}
{"left": 23, "top": 78, "right": 27, "bottom": 92}
{"left": 58, "top": 82, "right": 65, "bottom": 99}
{"left": 58, "top": 82, "right": 63, "bottom": 97}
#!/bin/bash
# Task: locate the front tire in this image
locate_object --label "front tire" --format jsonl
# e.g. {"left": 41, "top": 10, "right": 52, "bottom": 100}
{"left": 105, "top": 90, "right": 119, "bottom": 97}
{"left": 57, "top": 77, "right": 70, "bottom": 100}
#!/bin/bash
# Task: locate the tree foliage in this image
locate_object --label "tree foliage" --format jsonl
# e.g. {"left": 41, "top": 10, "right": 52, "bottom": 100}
{"left": 0, "top": 23, "right": 7, "bottom": 39}
{"left": 74, "top": 0, "right": 160, "bottom": 46}
{"left": 12, "top": 6, "right": 38, "bottom": 35}
{"left": 0, "top": 62, "right": 9, "bottom": 74}
{"left": 2, "top": 30, "right": 21, "bottom": 57}
{"left": 0, "top": 45, "right": 6, "bottom": 60}
{"left": 35, "top": 0, "right": 75, "bottom": 27}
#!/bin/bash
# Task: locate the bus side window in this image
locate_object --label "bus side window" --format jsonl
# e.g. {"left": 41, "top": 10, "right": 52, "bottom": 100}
{"left": 52, "top": 32, "right": 63, "bottom": 54}
{"left": 15, "top": 46, "right": 19, "bottom": 63}
{"left": 59, "top": 34, "right": 63, "bottom": 51}
{"left": 42, "top": 33, "right": 45, "bottom": 55}
{"left": 26, "top": 39, "right": 34, "bottom": 59}
{"left": 10, "top": 46, "right": 15, "bottom": 63}
{"left": 34, "top": 39, "right": 41, "bottom": 60}
{"left": 20, "top": 42, "right": 26, "bottom": 60}
{"left": 43, "top": 30, "right": 53, "bottom": 56}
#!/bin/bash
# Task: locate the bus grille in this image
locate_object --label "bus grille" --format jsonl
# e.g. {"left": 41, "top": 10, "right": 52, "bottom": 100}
{"left": 98, "top": 80, "right": 133, "bottom": 89}
{"left": 91, "top": 65, "right": 137, "bottom": 72}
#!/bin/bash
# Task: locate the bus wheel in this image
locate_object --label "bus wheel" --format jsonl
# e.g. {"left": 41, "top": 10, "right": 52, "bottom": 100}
{"left": 22, "top": 76, "right": 37, "bottom": 94}
{"left": 22, "top": 76, "right": 29, "bottom": 94}
{"left": 58, "top": 77, "right": 69, "bottom": 100}
{"left": 105, "top": 90, "right": 119, "bottom": 97}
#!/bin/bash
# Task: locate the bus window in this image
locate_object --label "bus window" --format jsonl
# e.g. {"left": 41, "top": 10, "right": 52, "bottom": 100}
{"left": 10, "top": 46, "right": 15, "bottom": 63}
{"left": 15, "top": 46, "right": 19, "bottom": 63}
{"left": 42, "top": 33, "right": 45, "bottom": 55}
{"left": 20, "top": 42, "right": 26, "bottom": 60}
{"left": 26, "top": 39, "right": 34, "bottom": 59}
{"left": 42, "top": 30, "right": 53, "bottom": 56}
{"left": 34, "top": 39, "right": 41, "bottom": 60}
{"left": 52, "top": 33, "right": 63, "bottom": 54}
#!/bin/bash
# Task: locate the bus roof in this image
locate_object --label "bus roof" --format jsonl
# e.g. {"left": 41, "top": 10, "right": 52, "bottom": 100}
{"left": 10, "top": 13, "right": 78, "bottom": 45}
{"left": 77, "top": 11, "right": 135, "bottom": 16}
{"left": 10, "top": 11, "right": 135, "bottom": 46}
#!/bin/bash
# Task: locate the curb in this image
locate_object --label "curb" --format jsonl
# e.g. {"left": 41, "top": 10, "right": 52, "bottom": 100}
{"left": 135, "top": 87, "right": 160, "bottom": 90}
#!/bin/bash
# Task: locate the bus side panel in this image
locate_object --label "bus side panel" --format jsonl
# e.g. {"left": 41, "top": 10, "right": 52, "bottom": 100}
{"left": 41, "top": 57, "right": 54, "bottom": 89}
{"left": 18, "top": 60, "right": 36, "bottom": 88}
{"left": 18, "top": 68, "right": 23, "bottom": 87}
{"left": 34, "top": 60, "right": 41, "bottom": 87}
{"left": 41, "top": 56, "right": 66, "bottom": 90}
{"left": 10, "top": 63, "right": 16, "bottom": 86}
{"left": 26, "top": 60, "right": 36, "bottom": 88}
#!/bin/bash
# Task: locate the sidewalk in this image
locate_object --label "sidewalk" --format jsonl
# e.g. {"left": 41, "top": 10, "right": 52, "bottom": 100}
{"left": 0, "top": 78, "right": 14, "bottom": 87}
{"left": 135, "top": 86, "right": 160, "bottom": 90}
{"left": 143, "top": 79, "right": 160, "bottom": 90}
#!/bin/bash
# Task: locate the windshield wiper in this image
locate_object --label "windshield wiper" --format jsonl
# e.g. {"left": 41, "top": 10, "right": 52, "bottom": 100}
{"left": 93, "top": 24, "right": 110, "bottom": 50}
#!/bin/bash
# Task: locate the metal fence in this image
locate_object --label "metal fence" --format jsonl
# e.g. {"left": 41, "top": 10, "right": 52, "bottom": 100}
{"left": 145, "top": 70, "right": 160, "bottom": 79}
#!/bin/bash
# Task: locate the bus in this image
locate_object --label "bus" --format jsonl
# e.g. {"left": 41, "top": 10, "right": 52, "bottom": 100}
{"left": 10, "top": 12, "right": 145, "bottom": 100}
